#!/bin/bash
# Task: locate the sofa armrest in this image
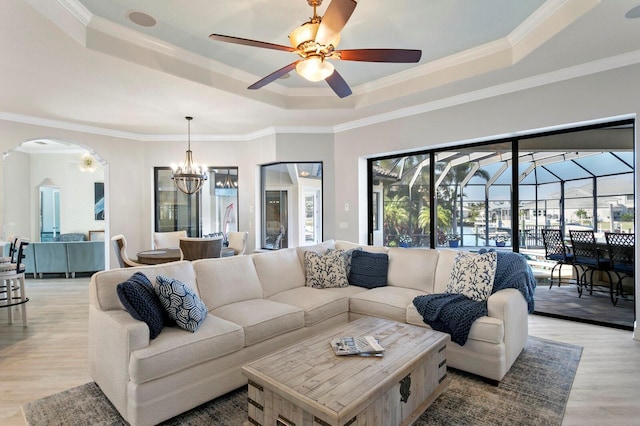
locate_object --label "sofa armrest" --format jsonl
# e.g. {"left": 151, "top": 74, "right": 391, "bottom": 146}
{"left": 487, "top": 288, "right": 528, "bottom": 369}
{"left": 88, "top": 306, "right": 149, "bottom": 417}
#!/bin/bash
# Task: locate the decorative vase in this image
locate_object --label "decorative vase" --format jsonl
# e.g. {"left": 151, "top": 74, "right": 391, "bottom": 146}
{"left": 448, "top": 240, "right": 459, "bottom": 248}
{"left": 496, "top": 241, "right": 506, "bottom": 247}
{"left": 399, "top": 242, "right": 409, "bottom": 248}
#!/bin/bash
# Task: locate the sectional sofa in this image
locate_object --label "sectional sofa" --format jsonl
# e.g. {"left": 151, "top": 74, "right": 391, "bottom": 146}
{"left": 24, "top": 240, "right": 105, "bottom": 278}
{"left": 89, "top": 240, "right": 530, "bottom": 426}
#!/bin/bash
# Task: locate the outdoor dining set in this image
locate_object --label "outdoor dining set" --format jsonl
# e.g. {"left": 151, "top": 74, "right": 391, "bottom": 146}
{"left": 542, "top": 229, "right": 634, "bottom": 306}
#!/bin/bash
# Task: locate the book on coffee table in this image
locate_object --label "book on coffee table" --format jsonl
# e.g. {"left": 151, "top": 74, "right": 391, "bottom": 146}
{"left": 330, "top": 335, "right": 385, "bottom": 356}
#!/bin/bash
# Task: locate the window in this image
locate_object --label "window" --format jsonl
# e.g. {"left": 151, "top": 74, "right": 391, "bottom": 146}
{"left": 154, "top": 166, "right": 239, "bottom": 237}
{"left": 368, "top": 120, "right": 634, "bottom": 250}
{"left": 261, "top": 162, "right": 323, "bottom": 249}
{"left": 154, "top": 167, "right": 200, "bottom": 237}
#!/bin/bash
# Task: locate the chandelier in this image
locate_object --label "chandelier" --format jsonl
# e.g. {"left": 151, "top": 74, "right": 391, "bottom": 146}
{"left": 171, "top": 116, "right": 207, "bottom": 194}
{"left": 217, "top": 169, "right": 237, "bottom": 189}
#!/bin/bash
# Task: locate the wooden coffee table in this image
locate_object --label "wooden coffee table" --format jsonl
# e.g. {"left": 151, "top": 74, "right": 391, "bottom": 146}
{"left": 242, "top": 317, "right": 450, "bottom": 426}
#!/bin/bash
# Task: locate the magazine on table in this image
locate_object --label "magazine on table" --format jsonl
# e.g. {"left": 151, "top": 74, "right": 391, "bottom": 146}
{"left": 330, "top": 335, "right": 385, "bottom": 357}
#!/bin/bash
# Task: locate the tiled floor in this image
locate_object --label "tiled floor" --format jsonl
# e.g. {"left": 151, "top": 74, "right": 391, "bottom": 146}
{"left": 533, "top": 276, "right": 635, "bottom": 330}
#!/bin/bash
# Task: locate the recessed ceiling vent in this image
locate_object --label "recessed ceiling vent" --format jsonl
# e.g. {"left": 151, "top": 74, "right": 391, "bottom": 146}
{"left": 127, "top": 11, "right": 157, "bottom": 27}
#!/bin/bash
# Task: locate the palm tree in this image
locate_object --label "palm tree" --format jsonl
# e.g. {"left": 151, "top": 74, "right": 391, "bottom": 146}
{"left": 437, "top": 163, "right": 490, "bottom": 238}
{"left": 383, "top": 194, "right": 409, "bottom": 237}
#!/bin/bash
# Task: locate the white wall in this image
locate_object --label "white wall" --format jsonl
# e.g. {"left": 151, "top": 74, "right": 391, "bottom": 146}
{"left": 27, "top": 153, "right": 105, "bottom": 239}
{"left": 333, "top": 64, "right": 640, "bottom": 243}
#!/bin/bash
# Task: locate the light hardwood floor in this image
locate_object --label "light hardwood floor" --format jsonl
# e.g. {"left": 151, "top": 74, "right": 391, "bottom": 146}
{"left": 1, "top": 277, "right": 639, "bottom": 425}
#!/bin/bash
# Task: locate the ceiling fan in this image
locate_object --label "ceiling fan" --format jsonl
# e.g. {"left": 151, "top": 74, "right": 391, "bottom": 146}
{"left": 209, "top": 0, "right": 422, "bottom": 98}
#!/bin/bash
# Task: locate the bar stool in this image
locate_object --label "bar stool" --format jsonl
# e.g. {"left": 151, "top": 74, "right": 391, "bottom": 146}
{"left": 0, "top": 240, "right": 29, "bottom": 326}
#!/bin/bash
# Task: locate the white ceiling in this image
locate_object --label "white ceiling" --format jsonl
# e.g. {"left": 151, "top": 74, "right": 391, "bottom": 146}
{"left": 2, "top": 0, "right": 640, "bottom": 141}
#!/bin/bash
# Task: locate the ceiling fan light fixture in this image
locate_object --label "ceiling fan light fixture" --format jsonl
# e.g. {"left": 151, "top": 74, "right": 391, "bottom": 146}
{"left": 296, "top": 55, "right": 334, "bottom": 82}
{"left": 289, "top": 22, "right": 340, "bottom": 50}
{"left": 289, "top": 22, "right": 318, "bottom": 49}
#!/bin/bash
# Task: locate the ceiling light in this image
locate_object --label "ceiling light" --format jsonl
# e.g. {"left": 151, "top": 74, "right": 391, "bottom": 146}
{"left": 80, "top": 153, "right": 96, "bottom": 172}
{"left": 296, "top": 55, "right": 334, "bottom": 82}
{"left": 171, "top": 117, "right": 208, "bottom": 195}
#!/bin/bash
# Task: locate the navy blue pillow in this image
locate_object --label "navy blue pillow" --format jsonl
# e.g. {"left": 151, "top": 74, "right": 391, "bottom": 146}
{"left": 348, "top": 250, "right": 389, "bottom": 288}
{"left": 117, "top": 272, "right": 167, "bottom": 339}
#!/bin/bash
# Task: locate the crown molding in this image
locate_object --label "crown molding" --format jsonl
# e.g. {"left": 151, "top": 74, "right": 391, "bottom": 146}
{"left": 334, "top": 49, "right": 640, "bottom": 133}
{"left": 2, "top": 49, "right": 639, "bottom": 141}
{"left": 48, "top": 0, "right": 596, "bottom": 103}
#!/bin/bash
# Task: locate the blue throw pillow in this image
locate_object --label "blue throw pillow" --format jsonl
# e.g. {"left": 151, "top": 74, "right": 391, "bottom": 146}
{"left": 117, "top": 272, "right": 166, "bottom": 339}
{"left": 155, "top": 276, "right": 208, "bottom": 332}
{"left": 348, "top": 250, "right": 389, "bottom": 288}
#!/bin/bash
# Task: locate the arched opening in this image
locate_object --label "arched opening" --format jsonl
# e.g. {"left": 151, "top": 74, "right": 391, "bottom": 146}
{"left": 2, "top": 138, "right": 110, "bottom": 275}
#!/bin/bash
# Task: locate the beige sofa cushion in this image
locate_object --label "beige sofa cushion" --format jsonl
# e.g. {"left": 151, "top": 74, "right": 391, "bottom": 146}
{"left": 268, "top": 287, "right": 350, "bottom": 326}
{"left": 387, "top": 247, "right": 438, "bottom": 293}
{"left": 349, "top": 286, "right": 426, "bottom": 323}
{"left": 335, "top": 240, "right": 389, "bottom": 254}
{"left": 253, "top": 248, "right": 305, "bottom": 298}
{"left": 296, "top": 240, "right": 336, "bottom": 273}
{"left": 91, "top": 261, "right": 197, "bottom": 311}
{"left": 406, "top": 304, "right": 505, "bottom": 344}
{"left": 193, "top": 256, "right": 263, "bottom": 310}
{"left": 129, "top": 315, "right": 244, "bottom": 384}
{"left": 433, "top": 249, "right": 458, "bottom": 294}
{"left": 211, "top": 299, "right": 305, "bottom": 346}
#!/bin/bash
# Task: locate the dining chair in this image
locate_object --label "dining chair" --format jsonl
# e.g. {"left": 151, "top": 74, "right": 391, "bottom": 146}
{"left": 227, "top": 231, "right": 248, "bottom": 255}
{"left": 605, "top": 232, "right": 634, "bottom": 304}
{"left": 0, "top": 239, "right": 29, "bottom": 326}
{"left": 153, "top": 230, "right": 187, "bottom": 249}
{"left": 179, "top": 237, "right": 223, "bottom": 261}
{"left": 111, "top": 235, "right": 145, "bottom": 268}
{"left": 569, "top": 230, "right": 615, "bottom": 304}
{"left": 541, "top": 229, "right": 578, "bottom": 290}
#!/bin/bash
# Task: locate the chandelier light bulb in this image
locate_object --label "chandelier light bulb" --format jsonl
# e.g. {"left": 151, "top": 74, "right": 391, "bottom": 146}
{"left": 296, "top": 55, "right": 334, "bottom": 82}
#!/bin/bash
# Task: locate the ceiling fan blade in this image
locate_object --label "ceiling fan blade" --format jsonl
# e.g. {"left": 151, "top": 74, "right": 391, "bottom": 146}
{"left": 315, "top": 0, "right": 357, "bottom": 46}
{"left": 209, "top": 34, "right": 295, "bottom": 52}
{"left": 336, "top": 49, "right": 422, "bottom": 63}
{"left": 326, "top": 70, "right": 352, "bottom": 98}
{"left": 248, "top": 62, "right": 299, "bottom": 90}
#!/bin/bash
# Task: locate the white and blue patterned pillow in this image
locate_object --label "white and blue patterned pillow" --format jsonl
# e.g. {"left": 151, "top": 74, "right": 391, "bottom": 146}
{"left": 446, "top": 251, "right": 497, "bottom": 302}
{"left": 155, "top": 276, "right": 208, "bottom": 332}
{"left": 304, "top": 250, "right": 349, "bottom": 289}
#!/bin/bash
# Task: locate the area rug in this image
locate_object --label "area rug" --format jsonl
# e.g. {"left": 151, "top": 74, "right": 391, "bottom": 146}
{"left": 23, "top": 336, "right": 581, "bottom": 426}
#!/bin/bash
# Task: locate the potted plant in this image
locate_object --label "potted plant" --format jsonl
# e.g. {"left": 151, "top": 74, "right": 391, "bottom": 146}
{"left": 447, "top": 234, "right": 460, "bottom": 248}
{"left": 495, "top": 234, "right": 508, "bottom": 247}
{"left": 399, "top": 234, "right": 412, "bottom": 248}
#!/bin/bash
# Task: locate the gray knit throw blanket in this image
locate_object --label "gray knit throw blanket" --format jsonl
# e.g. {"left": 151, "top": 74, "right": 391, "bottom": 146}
{"left": 413, "top": 251, "right": 536, "bottom": 346}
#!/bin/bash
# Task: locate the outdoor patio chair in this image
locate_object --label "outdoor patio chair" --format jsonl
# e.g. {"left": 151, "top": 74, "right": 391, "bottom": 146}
{"left": 569, "top": 230, "right": 616, "bottom": 305}
{"left": 541, "top": 229, "right": 579, "bottom": 290}
{"left": 604, "top": 232, "right": 634, "bottom": 303}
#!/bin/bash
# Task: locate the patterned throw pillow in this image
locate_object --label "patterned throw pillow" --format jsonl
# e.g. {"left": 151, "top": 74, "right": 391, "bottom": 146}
{"left": 348, "top": 250, "right": 389, "bottom": 289}
{"left": 304, "top": 250, "right": 349, "bottom": 289}
{"left": 155, "top": 276, "right": 208, "bottom": 332}
{"left": 328, "top": 247, "right": 363, "bottom": 277}
{"left": 446, "top": 251, "right": 497, "bottom": 302}
{"left": 117, "top": 272, "right": 167, "bottom": 339}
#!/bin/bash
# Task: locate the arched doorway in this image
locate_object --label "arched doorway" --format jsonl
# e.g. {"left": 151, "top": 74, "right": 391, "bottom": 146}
{"left": 3, "top": 138, "right": 109, "bottom": 270}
